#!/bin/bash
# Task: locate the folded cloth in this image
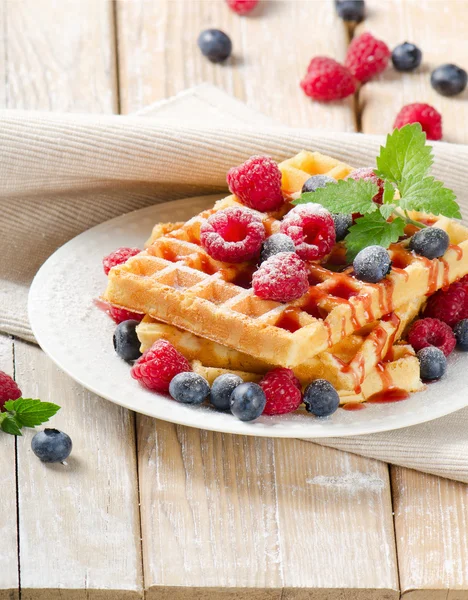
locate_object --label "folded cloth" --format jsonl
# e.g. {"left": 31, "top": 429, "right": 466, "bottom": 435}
{"left": 1, "top": 83, "right": 467, "bottom": 482}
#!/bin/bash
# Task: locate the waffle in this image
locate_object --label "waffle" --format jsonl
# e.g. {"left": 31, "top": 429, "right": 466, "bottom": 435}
{"left": 105, "top": 150, "right": 468, "bottom": 368}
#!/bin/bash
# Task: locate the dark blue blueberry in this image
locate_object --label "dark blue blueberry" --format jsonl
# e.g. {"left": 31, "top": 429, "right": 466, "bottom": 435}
{"left": 453, "top": 319, "right": 468, "bottom": 351}
{"left": 332, "top": 213, "right": 353, "bottom": 242}
{"left": 230, "top": 382, "right": 266, "bottom": 422}
{"left": 301, "top": 174, "right": 337, "bottom": 194}
{"left": 303, "top": 379, "right": 340, "bottom": 417}
{"left": 31, "top": 429, "right": 72, "bottom": 463}
{"left": 113, "top": 320, "right": 142, "bottom": 362}
{"left": 353, "top": 246, "right": 391, "bottom": 283}
{"left": 335, "top": 0, "right": 365, "bottom": 21}
{"left": 210, "top": 373, "right": 243, "bottom": 411}
{"left": 169, "top": 372, "right": 210, "bottom": 405}
{"left": 417, "top": 346, "right": 447, "bottom": 381}
{"left": 431, "top": 64, "right": 467, "bottom": 97}
{"left": 391, "top": 42, "right": 422, "bottom": 72}
{"left": 260, "top": 233, "right": 296, "bottom": 263}
{"left": 409, "top": 227, "right": 449, "bottom": 259}
{"left": 197, "top": 29, "right": 232, "bottom": 63}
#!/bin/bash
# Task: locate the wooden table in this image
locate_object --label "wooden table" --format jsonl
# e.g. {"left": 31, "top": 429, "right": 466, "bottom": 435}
{"left": 1, "top": 1, "right": 468, "bottom": 598}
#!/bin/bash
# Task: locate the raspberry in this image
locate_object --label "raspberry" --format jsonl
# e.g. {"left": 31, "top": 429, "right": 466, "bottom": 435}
{"left": 0, "top": 371, "right": 22, "bottom": 412}
{"left": 103, "top": 247, "right": 141, "bottom": 276}
{"left": 226, "top": 0, "right": 258, "bottom": 14}
{"left": 407, "top": 318, "right": 456, "bottom": 357}
{"left": 109, "top": 305, "right": 144, "bottom": 325}
{"left": 394, "top": 103, "right": 442, "bottom": 141}
{"left": 301, "top": 57, "right": 356, "bottom": 102}
{"left": 346, "top": 167, "right": 385, "bottom": 204}
{"left": 423, "top": 278, "right": 468, "bottom": 326}
{"left": 200, "top": 206, "right": 266, "bottom": 263}
{"left": 345, "top": 32, "right": 391, "bottom": 83}
{"left": 227, "top": 156, "right": 284, "bottom": 212}
{"left": 280, "top": 204, "right": 336, "bottom": 261}
{"left": 131, "top": 339, "right": 192, "bottom": 393}
{"left": 252, "top": 252, "right": 309, "bottom": 302}
{"left": 259, "top": 368, "right": 302, "bottom": 416}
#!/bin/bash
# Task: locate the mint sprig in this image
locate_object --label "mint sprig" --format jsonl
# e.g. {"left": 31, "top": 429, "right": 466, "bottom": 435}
{"left": 0, "top": 398, "right": 60, "bottom": 436}
{"left": 345, "top": 213, "right": 406, "bottom": 261}
{"left": 294, "top": 179, "right": 379, "bottom": 215}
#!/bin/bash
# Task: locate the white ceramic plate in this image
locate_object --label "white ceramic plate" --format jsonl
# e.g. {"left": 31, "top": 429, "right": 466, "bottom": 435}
{"left": 29, "top": 196, "right": 468, "bottom": 438}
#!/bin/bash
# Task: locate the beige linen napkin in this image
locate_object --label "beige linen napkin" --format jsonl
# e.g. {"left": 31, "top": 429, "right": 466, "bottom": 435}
{"left": 1, "top": 84, "right": 468, "bottom": 482}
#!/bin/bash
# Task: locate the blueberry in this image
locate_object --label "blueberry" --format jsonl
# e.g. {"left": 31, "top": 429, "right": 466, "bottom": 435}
{"left": 332, "top": 213, "right": 353, "bottom": 242}
{"left": 353, "top": 245, "right": 392, "bottom": 283}
{"left": 260, "top": 233, "right": 296, "bottom": 263}
{"left": 197, "top": 29, "right": 232, "bottom": 63}
{"left": 113, "top": 320, "right": 142, "bottom": 362}
{"left": 417, "top": 346, "right": 447, "bottom": 381}
{"left": 303, "top": 379, "right": 340, "bottom": 417}
{"left": 301, "top": 174, "right": 337, "bottom": 194}
{"left": 409, "top": 227, "right": 449, "bottom": 259}
{"left": 335, "top": 0, "right": 365, "bottom": 22}
{"left": 230, "top": 382, "right": 266, "bottom": 422}
{"left": 210, "top": 373, "right": 243, "bottom": 411}
{"left": 392, "top": 42, "right": 422, "bottom": 72}
{"left": 431, "top": 64, "right": 467, "bottom": 97}
{"left": 453, "top": 319, "right": 468, "bottom": 351}
{"left": 31, "top": 429, "right": 72, "bottom": 463}
{"left": 169, "top": 372, "right": 210, "bottom": 405}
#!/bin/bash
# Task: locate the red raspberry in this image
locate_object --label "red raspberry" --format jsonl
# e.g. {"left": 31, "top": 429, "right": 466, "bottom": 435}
{"left": 301, "top": 57, "right": 356, "bottom": 102}
{"left": 346, "top": 167, "right": 385, "bottom": 204}
{"left": 131, "top": 339, "right": 192, "bottom": 392}
{"left": 408, "top": 318, "right": 456, "bottom": 357}
{"left": 108, "top": 305, "right": 144, "bottom": 324}
{"left": 226, "top": 0, "right": 258, "bottom": 14}
{"left": 0, "top": 371, "right": 22, "bottom": 412}
{"left": 424, "top": 278, "right": 468, "bottom": 326}
{"left": 200, "top": 206, "right": 266, "bottom": 263}
{"left": 260, "top": 368, "right": 303, "bottom": 416}
{"left": 280, "top": 204, "right": 336, "bottom": 261}
{"left": 227, "top": 156, "right": 284, "bottom": 212}
{"left": 345, "top": 32, "right": 390, "bottom": 83}
{"left": 394, "top": 103, "right": 442, "bottom": 141}
{"left": 103, "top": 247, "right": 141, "bottom": 276}
{"left": 252, "top": 252, "right": 309, "bottom": 302}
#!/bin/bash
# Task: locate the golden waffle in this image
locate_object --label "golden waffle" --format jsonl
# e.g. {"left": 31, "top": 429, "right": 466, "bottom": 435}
{"left": 105, "top": 151, "right": 468, "bottom": 368}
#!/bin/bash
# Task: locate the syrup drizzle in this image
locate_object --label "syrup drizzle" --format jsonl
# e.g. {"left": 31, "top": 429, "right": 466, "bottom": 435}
{"left": 441, "top": 258, "right": 450, "bottom": 290}
{"left": 367, "top": 389, "right": 409, "bottom": 403}
{"left": 449, "top": 244, "right": 463, "bottom": 261}
{"left": 342, "top": 402, "right": 366, "bottom": 411}
{"left": 276, "top": 308, "right": 301, "bottom": 333}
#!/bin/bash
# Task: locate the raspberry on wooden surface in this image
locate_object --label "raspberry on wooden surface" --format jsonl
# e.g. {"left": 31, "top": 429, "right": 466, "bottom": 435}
{"left": 345, "top": 32, "right": 390, "bottom": 83}
{"left": 260, "top": 368, "right": 302, "bottom": 416}
{"left": 227, "top": 156, "right": 284, "bottom": 212}
{"left": 131, "top": 340, "right": 192, "bottom": 393}
{"left": 393, "top": 103, "right": 442, "bottom": 141}
{"left": 226, "top": 0, "right": 259, "bottom": 15}
{"left": 0, "top": 371, "right": 22, "bottom": 412}
{"left": 301, "top": 57, "right": 356, "bottom": 102}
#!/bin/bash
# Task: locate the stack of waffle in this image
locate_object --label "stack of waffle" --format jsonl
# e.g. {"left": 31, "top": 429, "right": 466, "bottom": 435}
{"left": 104, "top": 151, "right": 468, "bottom": 405}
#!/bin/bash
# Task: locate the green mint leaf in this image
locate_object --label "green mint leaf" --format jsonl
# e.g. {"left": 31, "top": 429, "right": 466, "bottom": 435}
{"left": 382, "top": 181, "right": 396, "bottom": 205}
{"left": 293, "top": 179, "right": 379, "bottom": 215}
{"left": 345, "top": 213, "right": 406, "bottom": 260}
{"left": 379, "top": 204, "right": 397, "bottom": 220}
{"left": 1, "top": 414, "right": 23, "bottom": 436}
{"left": 375, "top": 123, "right": 433, "bottom": 185}
{"left": 398, "top": 176, "right": 462, "bottom": 219}
{"left": 7, "top": 398, "right": 61, "bottom": 428}
{"left": 3, "top": 400, "right": 15, "bottom": 412}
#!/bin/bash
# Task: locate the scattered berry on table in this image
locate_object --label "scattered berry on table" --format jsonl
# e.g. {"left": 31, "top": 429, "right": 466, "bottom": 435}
{"left": 431, "top": 63, "right": 468, "bottom": 97}
{"left": 260, "top": 233, "right": 296, "bottom": 263}
{"left": 169, "top": 372, "right": 211, "bottom": 405}
{"left": 131, "top": 339, "right": 192, "bottom": 393}
{"left": 280, "top": 203, "right": 336, "bottom": 260}
{"left": 345, "top": 32, "right": 391, "bottom": 83}
{"left": 113, "top": 320, "right": 142, "bottom": 362}
{"left": 31, "top": 429, "right": 72, "bottom": 463}
{"left": 332, "top": 213, "right": 353, "bottom": 242}
{"left": 108, "top": 305, "right": 144, "bottom": 325}
{"left": 200, "top": 206, "right": 266, "bottom": 263}
{"left": 391, "top": 42, "right": 422, "bottom": 72}
{"left": 303, "top": 379, "right": 340, "bottom": 417}
{"left": 226, "top": 0, "right": 259, "bottom": 15}
{"left": 453, "top": 319, "right": 468, "bottom": 351}
{"left": 423, "top": 276, "right": 468, "bottom": 327}
{"left": 417, "top": 346, "right": 447, "bottom": 382}
{"left": 393, "top": 103, "right": 442, "bottom": 141}
{"left": 103, "top": 247, "right": 140, "bottom": 276}
{"left": 0, "top": 371, "right": 22, "bottom": 412}
{"left": 227, "top": 155, "right": 284, "bottom": 212}
{"left": 252, "top": 251, "right": 309, "bottom": 302}
{"left": 301, "top": 174, "right": 337, "bottom": 194}
{"left": 230, "top": 382, "right": 266, "bottom": 421}
{"left": 335, "top": 0, "right": 365, "bottom": 22}
{"left": 259, "top": 368, "right": 302, "bottom": 416}
{"left": 197, "top": 29, "right": 232, "bottom": 63}
{"left": 346, "top": 167, "right": 385, "bottom": 204}
{"left": 353, "top": 245, "right": 391, "bottom": 283}
{"left": 210, "top": 373, "right": 243, "bottom": 411}
{"left": 409, "top": 227, "right": 449, "bottom": 259}
{"left": 408, "top": 317, "right": 456, "bottom": 357}
{"left": 301, "top": 57, "right": 356, "bottom": 102}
